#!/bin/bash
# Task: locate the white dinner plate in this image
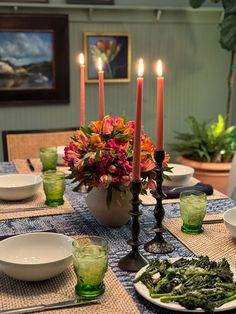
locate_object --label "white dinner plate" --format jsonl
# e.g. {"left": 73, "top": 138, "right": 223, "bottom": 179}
{"left": 163, "top": 177, "right": 198, "bottom": 188}
{"left": 134, "top": 258, "right": 236, "bottom": 313}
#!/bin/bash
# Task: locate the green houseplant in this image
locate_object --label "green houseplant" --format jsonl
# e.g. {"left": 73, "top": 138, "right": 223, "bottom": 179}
{"left": 171, "top": 115, "right": 236, "bottom": 162}
{"left": 171, "top": 115, "right": 236, "bottom": 193}
{"left": 190, "top": 0, "right": 236, "bottom": 127}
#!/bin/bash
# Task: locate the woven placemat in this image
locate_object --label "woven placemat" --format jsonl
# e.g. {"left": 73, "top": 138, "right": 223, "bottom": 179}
{"left": 0, "top": 184, "right": 74, "bottom": 220}
{"left": 13, "top": 158, "right": 70, "bottom": 175}
{"left": 163, "top": 214, "right": 236, "bottom": 267}
{"left": 0, "top": 264, "right": 139, "bottom": 314}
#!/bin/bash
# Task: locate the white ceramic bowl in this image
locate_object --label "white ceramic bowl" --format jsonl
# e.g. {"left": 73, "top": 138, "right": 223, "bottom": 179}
{"left": 0, "top": 232, "right": 73, "bottom": 281}
{"left": 223, "top": 207, "right": 236, "bottom": 238}
{"left": 57, "top": 146, "right": 65, "bottom": 165}
{"left": 0, "top": 174, "right": 42, "bottom": 201}
{"left": 163, "top": 163, "right": 194, "bottom": 187}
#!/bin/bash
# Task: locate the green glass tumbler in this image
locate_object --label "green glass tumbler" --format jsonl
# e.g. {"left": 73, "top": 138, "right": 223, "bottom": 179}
{"left": 40, "top": 147, "right": 57, "bottom": 172}
{"left": 43, "top": 170, "right": 65, "bottom": 207}
{"left": 180, "top": 190, "right": 207, "bottom": 234}
{"left": 72, "top": 236, "right": 108, "bottom": 298}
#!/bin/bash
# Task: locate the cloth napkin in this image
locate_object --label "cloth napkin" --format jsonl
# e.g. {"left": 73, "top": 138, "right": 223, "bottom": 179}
{"left": 163, "top": 182, "right": 214, "bottom": 199}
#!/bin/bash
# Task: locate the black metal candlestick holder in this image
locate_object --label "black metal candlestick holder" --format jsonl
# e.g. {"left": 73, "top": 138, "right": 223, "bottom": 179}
{"left": 144, "top": 150, "right": 175, "bottom": 254}
{"left": 118, "top": 180, "right": 148, "bottom": 272}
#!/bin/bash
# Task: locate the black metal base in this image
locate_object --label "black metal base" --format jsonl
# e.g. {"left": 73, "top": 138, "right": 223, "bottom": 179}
{"left": 144, "top": 149, "right": 175, "bottom": 254}
{"left": 118, "top": 249, "right": 148, "bottom": 272}
{"left": 144, "top": 228, "right": 175, "bottom": 254}
{"left": 118, "top": 180, "right": 148, "bottom": 272}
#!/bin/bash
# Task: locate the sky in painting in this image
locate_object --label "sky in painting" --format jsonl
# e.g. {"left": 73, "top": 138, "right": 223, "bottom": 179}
{"left": 0, "top": 31, "right": 53, "bottom": 66}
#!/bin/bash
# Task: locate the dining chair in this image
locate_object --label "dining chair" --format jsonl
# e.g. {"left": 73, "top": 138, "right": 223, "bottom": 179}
{"left": 227, "top": 152, "right": 236, "bottom": 200}
{"left": 2, "top": 127, "right": 78, "bottom": 161}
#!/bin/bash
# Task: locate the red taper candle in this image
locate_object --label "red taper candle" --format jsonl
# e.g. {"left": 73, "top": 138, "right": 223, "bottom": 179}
{"left": 132, "top": 58, "right": 144, "bottom": 181}
{"left": 78, "top": 53, "right": 85, "bottom": 125}
{"left": 156, "top": 60, "right": 164, "bottom": 150}
{"left": 98, "top": 57, "right": 105, "bottom": 120}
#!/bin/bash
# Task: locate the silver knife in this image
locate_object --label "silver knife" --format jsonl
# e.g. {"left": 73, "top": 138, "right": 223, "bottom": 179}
{"left": 0, "top": 297, "right": 100, "bottom": 314}
{"left": 202, "top": 218, "right": 224, "bottom": 224}
{"left": 0, "top": 206, "right": 48, "bottom": 215}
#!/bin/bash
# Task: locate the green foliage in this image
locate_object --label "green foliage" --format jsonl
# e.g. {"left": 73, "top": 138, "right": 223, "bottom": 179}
{"left": 170, "top": 115, "right": 236, "bottom": 162}
{"left": 190, "top": 0, "right": 236, "bottom": 51}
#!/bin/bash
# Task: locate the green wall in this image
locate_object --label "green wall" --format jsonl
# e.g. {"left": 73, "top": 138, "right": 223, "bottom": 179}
{"left": 0, "top": 3, "right": 234, "bottom": 162}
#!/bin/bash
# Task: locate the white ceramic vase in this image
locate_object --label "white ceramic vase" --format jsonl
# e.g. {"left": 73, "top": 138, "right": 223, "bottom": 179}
{"left": 85, "top": 186, "right": 132, "bottom": 227}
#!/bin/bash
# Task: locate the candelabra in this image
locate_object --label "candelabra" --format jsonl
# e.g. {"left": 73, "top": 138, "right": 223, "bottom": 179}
{"left": 118, "top": 180, "right": 148, "bottom": 272}
{"left": 144, "top": 150, "right": 175, "bottom": 254}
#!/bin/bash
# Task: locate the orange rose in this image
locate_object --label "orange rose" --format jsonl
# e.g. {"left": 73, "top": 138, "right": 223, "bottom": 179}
{"left": 74, "top": 130, "right": 88, "bottom": 147}
{"left": 124, "top": 127, "right": 134, "bottom": 136}
{"left": 141, "top": 137, "right": 155, "bottom": 152}
{"left": 102, "top": 117, "right": 114, "bottom": 134}
{"left": 114, "top": 117, "right": 125, "bottom": 131}
{"left": 90, "top": 133, "right": 101, "bottom": 144}
{"left": 90, "top": 121, "right": 103, "bottom": 133}
{"left": 122, "top": 142, "right": 130, "bottom": 152}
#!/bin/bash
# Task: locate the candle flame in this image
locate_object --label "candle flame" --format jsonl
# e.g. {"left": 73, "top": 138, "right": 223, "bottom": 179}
{"left": 78, "top": 53, "right": 84, "bottom": 65}
{"left": 156, "top": 59, "right": 163, "bottom": 77}
{"left": 98, "top": 57, "right": 103, "bottom": 71}
{"left": 138, "top": 58, "right": 144, "bottom": 77}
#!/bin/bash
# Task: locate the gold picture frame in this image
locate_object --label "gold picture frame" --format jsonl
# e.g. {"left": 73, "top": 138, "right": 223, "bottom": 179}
{"left": 84, "top": 32, "right": 131, "bottom": 83}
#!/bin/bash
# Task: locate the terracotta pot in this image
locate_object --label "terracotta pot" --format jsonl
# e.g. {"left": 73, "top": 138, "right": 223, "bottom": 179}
{"left": 176, "top": 156, "right": 231, "bottom": 195}
{"left": 86, "top": 186, "right": 132, "bottom": 227}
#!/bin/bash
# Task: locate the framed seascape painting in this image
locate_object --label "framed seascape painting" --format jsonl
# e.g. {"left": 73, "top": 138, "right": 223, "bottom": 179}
{"left": 0, "top": 14, "right": 69, "bottom": 104}
{"left": 0, "top": 1, "right": 48, "bottom": 3}
{"left": 84, "top": 32, "right": 131, "bottom": 83}
{"left": 67, "top": 0, "right": 113, "bottom": 4}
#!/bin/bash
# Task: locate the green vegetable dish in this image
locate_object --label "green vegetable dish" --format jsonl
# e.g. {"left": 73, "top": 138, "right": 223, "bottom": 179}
{"left": 134, "top": 256, "right": 236, "bottom": 313}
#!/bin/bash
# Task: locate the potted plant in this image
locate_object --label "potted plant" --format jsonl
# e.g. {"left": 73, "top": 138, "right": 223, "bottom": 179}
{"left": 64, "top": 115, "right": 170, "bottom": 227}
{"left": 190, "top": 0, "right": 236, "bottom": 127}
{"left": 170, "top": 115, "right": 236, "bottom": 194}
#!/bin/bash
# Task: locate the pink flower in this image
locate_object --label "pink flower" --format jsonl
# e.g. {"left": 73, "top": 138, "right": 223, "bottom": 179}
{"left": 108, "top": 165, "right": 117, "bottom": 173}
{"left": 147, "top": 179, "right": 156, "bottom": 192}
{"left": 102, "top": 116, "right": 114, "bottom": 134}
{"left": 121, "top": 175, "right": 131, "bottom": 187}
{"left": 100, "top": 174, "right": 109, "bottom": 187}
{"left": 74, "top": 159, "right": 83, "bottom": 170}
{"left": 88, "top": 153, "right": 96, "bottom": 164}
{"left": 141, "top": 159, "right": 156, "bottom": 172}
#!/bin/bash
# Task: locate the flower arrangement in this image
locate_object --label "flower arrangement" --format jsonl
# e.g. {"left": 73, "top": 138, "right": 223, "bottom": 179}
{"left": 64, "top": 115, "right": 170, "bottom": 205}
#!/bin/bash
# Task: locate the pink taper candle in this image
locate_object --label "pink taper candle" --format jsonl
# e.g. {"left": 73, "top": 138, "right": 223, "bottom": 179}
{"left": 78, "top": 53, "right": 85, "bottom": 126}
{"left": 156, "top": 60, "right": 164, "bottom": 150}
{"left": 98, "top": 57, "right": 105, "bottom": 120}
{"left": 132, "top": 58, "right": 144, "bottom": 181}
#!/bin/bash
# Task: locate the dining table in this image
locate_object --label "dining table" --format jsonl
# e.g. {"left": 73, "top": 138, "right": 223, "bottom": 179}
{"left": 1, "top": 159, "right": 236, "bottom": 314}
